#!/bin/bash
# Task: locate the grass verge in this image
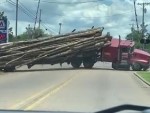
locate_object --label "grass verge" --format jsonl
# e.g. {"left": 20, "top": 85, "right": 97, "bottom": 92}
{"left": 137, "top": 71, "right": 150, "bottom": 83}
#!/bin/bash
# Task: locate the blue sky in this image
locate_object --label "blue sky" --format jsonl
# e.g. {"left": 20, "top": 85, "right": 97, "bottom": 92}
{"left": 0, "top": 0, "right": 150, "bottom": 38}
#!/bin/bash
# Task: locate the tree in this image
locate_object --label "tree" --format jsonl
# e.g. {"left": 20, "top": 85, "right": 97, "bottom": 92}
{"left": 16, "top": 25, "right": 48, "bottom": 41}
{"left": 8, "top": 27, "right": 14, "bottom": 42}
{"left": 0, "top": 11, "right": 7, "bottom": 20}
{"left": 1, "top": 12, "right": 48, "bottom": 42}
{"left": 126, "top": 25, "right": 150, "bottom": 51}
{"left": 25, "top": 24, "right": 48, "bottom": 38}
{"left": 126, "top": 27, "right": 142, "bottom": 49}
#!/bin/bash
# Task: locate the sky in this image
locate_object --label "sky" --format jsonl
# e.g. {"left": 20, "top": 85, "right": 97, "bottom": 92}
{"left": 0, "top": 0, "right": 150, "bottom": 38}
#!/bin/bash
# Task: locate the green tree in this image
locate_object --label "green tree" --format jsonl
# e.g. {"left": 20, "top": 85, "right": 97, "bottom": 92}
{"left": 126, "top": 27, "right": 142, "bottom": 49}
{"left": 126, "top": 26, "right": 150, "bottom": 51}
{"left": 8, "top": 27, "right": 15, "bottom": 42}
{"left": 17, "top": 25, "right": 48, "bottom": 41}
{"left": 0, "top": 11, "right": 7, "bottom": 20}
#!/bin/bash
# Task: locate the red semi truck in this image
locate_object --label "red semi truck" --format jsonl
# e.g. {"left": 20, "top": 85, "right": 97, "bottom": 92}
{"left": 100, "top": 38, "right": 150, "bottom": 71}
{"left": 2, "top": 36, "right": 149, "bottom": 72}
{"left": 28, "top": 37, "right": 150, "bottom": 71}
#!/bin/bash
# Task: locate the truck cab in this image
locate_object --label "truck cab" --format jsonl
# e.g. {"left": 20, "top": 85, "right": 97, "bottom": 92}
{"left": 101, "top": 38, "right": 150, "bottom": 71}
{"left": 130, "top": 49, "right": 150, "bottom": 71}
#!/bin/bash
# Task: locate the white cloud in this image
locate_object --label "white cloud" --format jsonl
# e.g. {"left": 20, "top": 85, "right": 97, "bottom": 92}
{"left": 1, "top": 0, "right": 150, "bottom": 38}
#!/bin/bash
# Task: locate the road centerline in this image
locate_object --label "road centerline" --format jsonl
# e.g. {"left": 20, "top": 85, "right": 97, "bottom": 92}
{"left": 10, "top": 71, "right": 81, "bottom": 110}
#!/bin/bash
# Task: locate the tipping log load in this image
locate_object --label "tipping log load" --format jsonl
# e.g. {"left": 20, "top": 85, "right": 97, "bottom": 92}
{"left": 0, "top": 27, "right": 112, "bottom": 71}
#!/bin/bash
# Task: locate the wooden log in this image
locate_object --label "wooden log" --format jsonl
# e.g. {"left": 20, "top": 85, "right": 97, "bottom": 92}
{"left": 5, "top": 28, "right": 103, "bottom": 52}
{"left": 1, "top": 35, "right": 110, "bottom": 66}
{"left": 1, "top": 27, "right": 103, "bottom": 51}
{"left": 4, "top": 38, "right": 79, "bottom": 52}
{"left": 4, "top": 38, "right": 92, "bottom": 66}
{"left": 0, "top": 45, "right": 61, "bottom": 60}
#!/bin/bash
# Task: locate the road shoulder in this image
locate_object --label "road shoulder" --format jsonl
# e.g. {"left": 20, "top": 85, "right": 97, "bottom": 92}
{"left": 134, "top": 72, "right": 150, "bottom": 86}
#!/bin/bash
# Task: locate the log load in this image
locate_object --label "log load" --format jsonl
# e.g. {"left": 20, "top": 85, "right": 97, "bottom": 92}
{"left": 0, "top": 27, "right": 112, "bottom": 70}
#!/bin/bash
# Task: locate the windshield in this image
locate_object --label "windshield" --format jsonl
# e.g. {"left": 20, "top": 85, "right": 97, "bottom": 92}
{"left": 0, "top": 0, "right": 150, "bottom": 113}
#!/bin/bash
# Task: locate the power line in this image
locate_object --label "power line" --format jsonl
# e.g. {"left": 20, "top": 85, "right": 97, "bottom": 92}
{"left": 42, "top": 23, "right": 58, "bottom": 34}
{"left": 9, "top": 0, "right": 133, "bottom": 19}
{"left": 41, "top": 24, "right": 57, "bottom": 34}
{"left": 41, "top": 25, "right": 52, "bottom": 33}
{"left": 18, "top": 1, "right": 36, "bottom": 17}
{"left": 7, "top": 0, "right": 134, "bottom": 35}
{"left": 7, "top": 0, "right": 35, "bottom": 20}
{"left": 17, "top": 0, "right": 51, "bottom": 33}
{"left": 7, "top": 0, "right": 57, "bottom": 34}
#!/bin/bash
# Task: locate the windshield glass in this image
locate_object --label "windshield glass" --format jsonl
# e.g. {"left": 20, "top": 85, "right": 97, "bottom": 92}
{"left": 0, "top": 0, "right": 150, "bottom": 112}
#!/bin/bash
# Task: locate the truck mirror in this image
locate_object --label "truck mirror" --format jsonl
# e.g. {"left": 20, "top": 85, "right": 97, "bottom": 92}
{"left": 140, "top": 39, "right": 150, "bottom": 44}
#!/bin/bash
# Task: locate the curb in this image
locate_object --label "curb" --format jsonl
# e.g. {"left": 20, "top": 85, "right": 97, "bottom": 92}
{"left": 134, "top": 72, "right": 150, "bottom": 86}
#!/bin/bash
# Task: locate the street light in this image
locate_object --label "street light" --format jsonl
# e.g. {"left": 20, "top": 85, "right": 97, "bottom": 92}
{"left": 59, "top": 23, "right": 62, "bottom": 34}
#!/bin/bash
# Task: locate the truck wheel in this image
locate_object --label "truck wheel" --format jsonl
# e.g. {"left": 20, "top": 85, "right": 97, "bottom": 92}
{"left": 3, "top": 66, "right": 16, "bottom": 72}
{"left": 132, "top": 63, "right": 142, "bottom": 71}
{"left": 71, "top": 58, "right": 82, "bottom": 68}
{"left": 112, "top": 62, "right": 117, "bottom": 69}
{"left": 125, "top": 65, "right": 130, "bottom": 70}
{"left": 112, "top": 62, "right": 118, "bottom": 70}
{"left": 83, "top": 57, "right": 95, "bottom": 69}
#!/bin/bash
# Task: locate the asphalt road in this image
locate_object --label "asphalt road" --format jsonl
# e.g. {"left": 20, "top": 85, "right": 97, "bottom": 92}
{"left": 0, "top": 63, "right": 149, "bottom": 112}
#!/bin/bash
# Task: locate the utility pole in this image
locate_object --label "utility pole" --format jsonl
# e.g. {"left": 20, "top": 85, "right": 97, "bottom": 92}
{"left": 33, "top": 0, "right": 40, "bottom": 38}
{"left": 59, "top": 23, "right": 62, "bottom": 34}
{"left": 15, "top": 0, "right": 18, "bottom": 38}
{"left": 38, "top": 9, "right": 41, "bottom": 29}
{"left": 138, "top": 2, "right": 150, "bottom": 49}
{"left": 133, "top": 0, "right": 139, "bottom": 31}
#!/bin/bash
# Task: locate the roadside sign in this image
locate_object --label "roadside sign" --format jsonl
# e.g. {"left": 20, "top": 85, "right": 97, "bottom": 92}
{"left": 0, "top": 17, "right": 8, "bottom": 43}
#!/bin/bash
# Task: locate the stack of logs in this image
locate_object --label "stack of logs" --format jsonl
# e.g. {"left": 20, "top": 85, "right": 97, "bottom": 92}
{"left": 0, "top": 27, "right": 112, "bottom": 69}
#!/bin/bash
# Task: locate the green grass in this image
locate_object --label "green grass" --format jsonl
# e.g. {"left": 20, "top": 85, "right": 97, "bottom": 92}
{"left": 138, "top": 72, "right": 150, "bottom": 83}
